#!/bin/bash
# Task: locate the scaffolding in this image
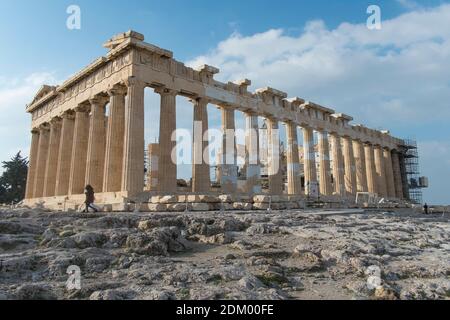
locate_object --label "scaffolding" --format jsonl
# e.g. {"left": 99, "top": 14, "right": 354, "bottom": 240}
{"left": 401, "top": 138, "right": 426, "bottom": 204}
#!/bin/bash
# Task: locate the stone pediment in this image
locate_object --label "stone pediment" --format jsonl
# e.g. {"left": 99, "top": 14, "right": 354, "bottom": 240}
{"left": 29, "top": 85, "right": 57, "bottom": 106}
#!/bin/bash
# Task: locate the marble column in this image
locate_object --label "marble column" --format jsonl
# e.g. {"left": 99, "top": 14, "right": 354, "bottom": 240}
{"left": 330, "top": 133, "right": 345, "bottom": 196}
{"left": 286, "top": 121, "right": 301, "bottom": 195}
{"left": 156, "top": 87, "right": 177, "bottom": 194}
{"left": 25, "top": 129, "right": 40, "bottom": 199}
{"left": 85, "top": 97, "right": 107, "bottom": 193}
{"left": 342, "top": 136, "right": 357, "bottom": 196}
{"left": 191, "top": 98, "right": 210, "bottom": 193}
{"left": 32, "top": 124, "right": 50, "bottom": 198}
{"left": 302, "top": 126, "right": 317, "bottom": 195}
{"left": 43, "top": 117, "right": 62, "bottom": 197}
{"left": 103, "top": 87, "right": 127, "bottom": 193}
{"left": 353, "top": 140, "right": 368, "bottom": 193}
{"left": 121, "top": 78, "right": 145, "bottom": 197}
{"left": 68, "top": 106, "right": 90, "bottom": 195}
{"left": 383, "top": 148, "right": 396, "bottom": 199}
{"left": 374, "top": 145, "right": 388, "bottom": 198}
{"left": 221, "top": 107, "right": 237, "bottom": 193}
{"left": 318, "top": 131, "right": 332, "bottom": 196}
{"left": 364, "top": 143, "right": 378, "bottom": 195}
{"left": 55, "top": 112, "right": 75, "bottom": 196}
{"left": 245, "top": 113, "right": 261, "bottom": 194}
{"left": 391, "top": 150, "right": 404, "bottom": 199}
{"left": 267, "top": 118, "right": 283, "bottom": 195}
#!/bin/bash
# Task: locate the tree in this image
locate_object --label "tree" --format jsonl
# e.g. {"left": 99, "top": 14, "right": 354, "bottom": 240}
{"left": 0, "top": 152, "right": 28, "bottom": 204}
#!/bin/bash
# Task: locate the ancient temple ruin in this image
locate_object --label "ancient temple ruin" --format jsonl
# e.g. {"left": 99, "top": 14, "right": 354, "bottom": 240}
{"left": 23, "top": 31, "right": 416, "bottom": 211}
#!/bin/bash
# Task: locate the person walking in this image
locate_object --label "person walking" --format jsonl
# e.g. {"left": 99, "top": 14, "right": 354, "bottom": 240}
{"left": 423, "top": 203, "right": 429, "bottom": 215}
{"left": 83, "top": 184, "right": 98, "bottom": 213}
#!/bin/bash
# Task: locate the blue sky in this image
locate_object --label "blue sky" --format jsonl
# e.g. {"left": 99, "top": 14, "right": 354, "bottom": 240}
{"left": 0, "top": 0, "right": 449, "bottom": 204}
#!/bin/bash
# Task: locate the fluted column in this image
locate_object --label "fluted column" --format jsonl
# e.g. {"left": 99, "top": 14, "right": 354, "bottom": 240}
{"left": 374, "top": 145, "right": 388, "bottom": 198}
{"left": 245, "top": 113, "right": 261, "bottom": 194}
{"left": 156, "top": 87, "right": 177, "bottom": 194}
{"left": 43, "top": 117, "right": 62, "bottom": 197}
{"left": 85, "top": 97, "right": 107, "bottom": 193}
{"left": 383, "top": 148, "right": 396, "bottom": 199}
{"left": 267, "top": 118, "right": 283, "bottom": 195}
{"left": 191, "top": 97, "right": 210, "bottom": 193}
{"left": 55, "top": 112, "right": 75, "bottom": 196}
{"left": 32, "top": 125, "right": 50, "bottom": 198}
{"left": 302, "top": 126, "right": 317, "bottom": 195}
{"left": 318, "top": 131, "right": 332, "bottom": 196}
{"left": 330, "top": 133, "right": 345, "bottom": 196}
{"left": 286, "top": 122, "right": 301, "bottom": 195}
{"left": 364, "top": 143, "right": 378, "bottom": 195}
{"left": 103, "top": 86, "right": 127, "bottom": 193}
{"left": 391, "top": 150, "right": 404, "bottom": 199}
{"left": 25, "top": 129, "right": 40, "bottom": 199}
{"left": 68, "top": 106, "right": 90, "bottom": 195}
{"left": 343, "top": 136, "right": 357, "bottom": 196}
{"left": 121, "top": 78, "right": 145, "bottom": 197}
{"left": 353, "top": 140, "right": 368, "bottom": 192}
{"left": 221, "top": 107, "right": 237, "bottom": 193}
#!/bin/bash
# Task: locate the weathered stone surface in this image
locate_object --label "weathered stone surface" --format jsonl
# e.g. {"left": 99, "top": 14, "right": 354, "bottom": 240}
{"left": 190, "top": 203, "right": 210, "bottom": 211}
{"left": 253, "top": 202, "right": 270, "bottom": 210}
{"left": 253, "top": 195, "right": 270, "bottom": 203}
{"left": 1, "top": 206, "right": 448, "bottom": 301}
{"left": 159, "top": 195, "right": 177, "bottom": 204}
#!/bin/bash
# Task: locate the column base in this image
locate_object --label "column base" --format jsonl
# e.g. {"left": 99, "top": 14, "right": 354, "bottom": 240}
{"left": 21, "top": 192, "right": 411, "bottom": 212}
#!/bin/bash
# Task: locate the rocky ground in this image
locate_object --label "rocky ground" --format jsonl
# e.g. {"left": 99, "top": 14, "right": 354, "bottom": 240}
{"left": 0, "top": 206, "right": 449, "bottom": 300}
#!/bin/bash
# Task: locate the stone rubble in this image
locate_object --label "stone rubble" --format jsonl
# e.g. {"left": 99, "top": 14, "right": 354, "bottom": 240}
{"left": 0, "top": 206, "right": 449, "bottom": 300}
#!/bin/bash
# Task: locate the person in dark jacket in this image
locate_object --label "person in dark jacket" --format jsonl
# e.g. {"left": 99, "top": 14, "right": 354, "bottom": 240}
{"left": 423, "top": 203, "right": 429, "bottom": 215}
{"left": 83, "top": 185, "right": 98, "bottom": 213}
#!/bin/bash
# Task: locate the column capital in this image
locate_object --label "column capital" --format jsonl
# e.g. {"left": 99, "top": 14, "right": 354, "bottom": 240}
{"left": 189, "top": 96, "right": 210, "bottom": 105}
{"left": 285, "top": 119, "right": 297, "bottom": 126}
{"left": 74, "top": 103, "right": 90, "bottom": 113}
{"left": 301, "top": 124, "right": 313, "bottom": 130}
{"left": 89, "top": 95, "right": 109, "bottom": 107}
{"left": 61, "top": 110, "right": 75, "bottom": 120}
{"left": 244, "top": 110, "right": 259, "bottom": 117}
{"left": 107, "top": 84, "right": 128, "bottom": 97}
{"left": 39, "top": 122, "right": 51, "bottom": 131}
{"left": 329, "top": 131, "right": 341, "bottom": 137}
{"left": 341, "top": 135, "right": 352, "bottom": 141}
{"left": 154, "top": 86, "right": 177, "bottom": 97}
{"left": 31, "top": 128, "right": 40, "bottom": 135}
{"left": 263, "top": 115, "right": 281, "bottom": 124}
{"left": 50, "top": 116, "right": 62, "bottom": 126}
{"left": 125, "top": 76, "right": 146, "bottom": 89}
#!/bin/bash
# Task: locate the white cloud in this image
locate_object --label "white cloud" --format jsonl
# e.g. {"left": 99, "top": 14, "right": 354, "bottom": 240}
{"left": 396, "top": 0, "right": 421, "bottom": 10}
{"left": 187, "top": 4, "right": 450, "bottom": 129}
{"left": 0, "top": 72, "right": 58, "bottom": 172}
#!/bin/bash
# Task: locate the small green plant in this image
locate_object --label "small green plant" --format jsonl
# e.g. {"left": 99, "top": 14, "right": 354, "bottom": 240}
{"left": 179, "top": 288, "right": 190, "bottom": 299}
{"left": 256, "top": 273, "right": 287, "bottom": 287}
{"left": 206, "top": 274, "right": 224, "bottom": 285}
